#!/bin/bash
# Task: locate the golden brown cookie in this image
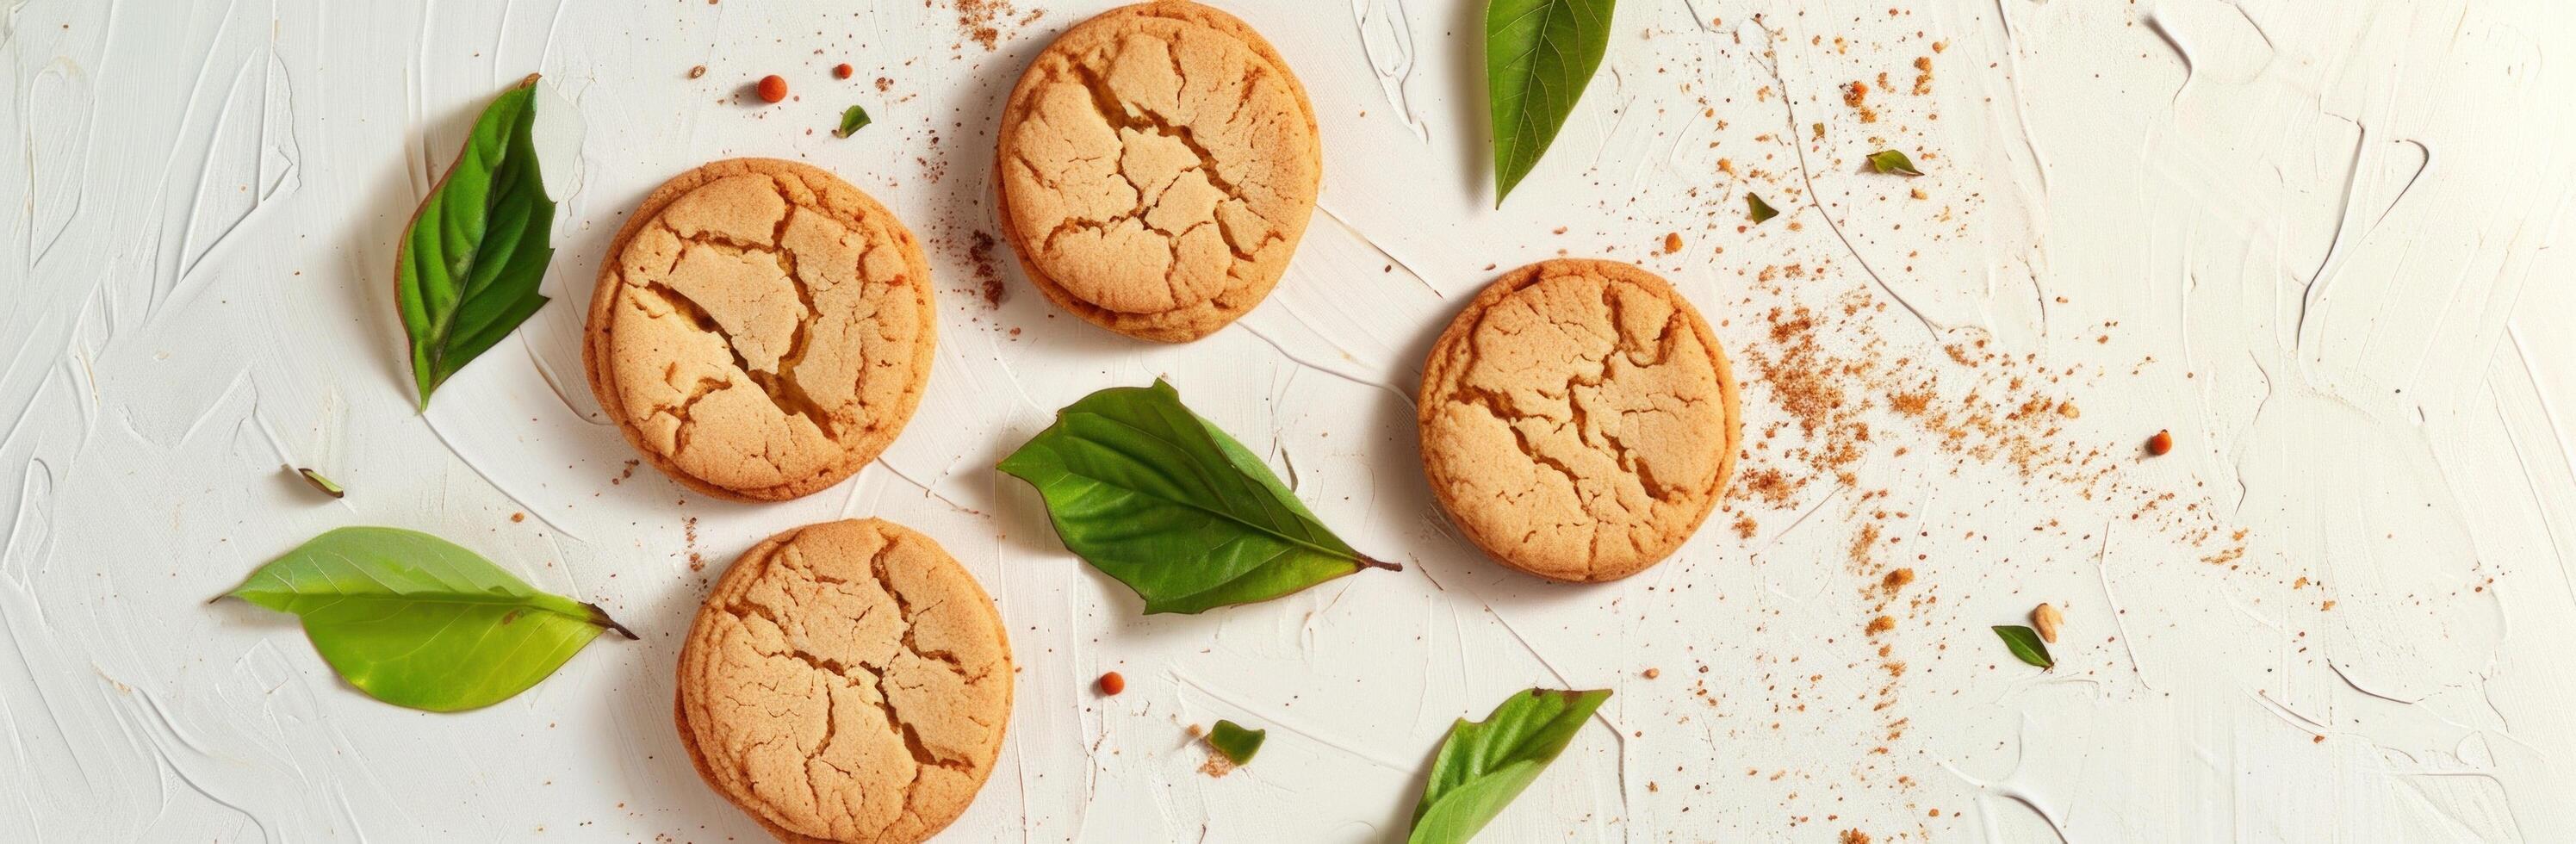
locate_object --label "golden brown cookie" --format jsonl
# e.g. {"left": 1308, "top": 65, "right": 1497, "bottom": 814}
{"left": 676, "top": 518, "right": 1013, "bottom": 844}
{"left": 583, "top": 158, "right": 935, "bottom": 502}
{"left": 1418, "top": 260, "right": 1741, "bottom": 582}
{"left": 995, "top": 0, "right": 1321, "bottom": 342}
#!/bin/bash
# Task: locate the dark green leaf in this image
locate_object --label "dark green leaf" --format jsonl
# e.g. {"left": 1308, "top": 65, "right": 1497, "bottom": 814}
{"left": 1207, "top": 720, "right": 1265, "bottom": 766}
{"left": 996, "top": 380, "right": 1398, "bottom": 614}
{"left": 1747, "top": 192, "right": 1779, "bottom": 223}
{"left": 1866, "top": 149, "right": 1923, "bottom": 176}
{"left": 1992, "top": 624, "right": 2054, "bottom": 669}
{"left": 1486, "top": 0, "right": 1616, "bottom": 205}
{"left": 834, "top": 104, "right": 872, "bottom": 138}
{"left": 224, "top": 526, "right": 634, "bottom": 711}
{"left": 397, "top": 74, "right": 556, "bottom": 408}
{"left": 294, "top": 467, "right": 345, "bottom": 499}
{"left": 1408, "top": 688, "right": 1611, "bottom": 844}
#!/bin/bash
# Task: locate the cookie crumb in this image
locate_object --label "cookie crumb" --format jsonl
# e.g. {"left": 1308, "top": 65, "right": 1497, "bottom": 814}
{"left": 510, "top": 512, "right": 526, "bottom": 524}
{"left": 1642, "top": 667, "right": 1661, "bottom": 680}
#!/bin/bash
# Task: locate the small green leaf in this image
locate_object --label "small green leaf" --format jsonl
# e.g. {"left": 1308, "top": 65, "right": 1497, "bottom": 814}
{"left": 1867, "top": 149, "right": 1923, "bottom": 176}
{"left": 397, "top": 74, "right": 556, "bottom": 408}
{"left": 224, "top": 527, "right": 635, "bottom": 711}
{"left": 1992, "top": 624, "right": 2054, "bottom": 669}
{"left": 1408, "top": 688, "right": 1611, "bottom": 844}
{"left": 997, "top": 380, "right": 1398, "bottom": 614}
{"left": 834, "top": 104, "right": 872, "bottom": 137}
{"left": 1486, "top": 0, "right": 1617, "bottom": 205}
{"left": 1207, "top": 720, "right": 1265, "bottom": 766}
{"left": 1746, "top": 192, "right": 1780, "bottom": 223}
{"left": 293, "top": 467, "right": 345, "bottom": 499}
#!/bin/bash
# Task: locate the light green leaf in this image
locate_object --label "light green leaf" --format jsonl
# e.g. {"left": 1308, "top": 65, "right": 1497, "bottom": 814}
{"left": 1408, "top": 688, "right": 1611, "bottom": 844}
{"left": 996, "top": 380, "right": 1398, "bottom": 614}
{"left": 1747, "top": 192, "right": 1779, "bottom": 223}
{"left": 1487, "top": 0, "right": 1616, "bottom": 205}
{"left": 835, "top": 104, "right": 872, "bottom": 138}
{"left": 1207, "top": 720, "right": 1266, "bottom": 766}
{"left": 397, "top": 74, "right": 556, "bottom": 408}
{"left": 1866, "top": 149, "right": 1923, "bottom": 176}
{"left": 225, "top": 526, "right": 634, "bottom": 711}
{"left": 1992, "top": 624, "right": 2054, "bottom": 669}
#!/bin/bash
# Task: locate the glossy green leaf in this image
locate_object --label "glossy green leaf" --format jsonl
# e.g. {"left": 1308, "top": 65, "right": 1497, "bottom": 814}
{"left": 1207, "top": 720, "right": 1266, "bottom": 766}
{"left": 1408, "top": 688, "right": 1611, "bottom": 844}
{"left": 1747, "top": 192, "right": 1779, "bottom": 223}
{"left": 225, "top": 526, "right": 635, "bottom": 711}
{"left": 996, "top": 380, "right": 1399, "bottom": 614}
{"left": 835, "top": 104, "right": 872, "bottom": 137}
{"left": 1866, "top": 149, "right": 1923, "bottom": 176}
{"left": 1486, "top": 0, "right": 1616, "bottom": 205}
{"left": 1992, "top": 624, "right": 2054, "bottom": 669}
{"left": 397, "top": 74, "right": 556, "bottom": 408}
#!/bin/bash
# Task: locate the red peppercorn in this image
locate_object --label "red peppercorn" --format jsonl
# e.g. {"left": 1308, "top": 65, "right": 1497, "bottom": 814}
{"left": 2146, "top": 429, "right": 2173, "bottom": 456}
{"left": 833, "top": 63, "right": 853, "bottom": 79}
{"left": 755, "top": 74, "right": 788, "bottom": 103}
{"left": 1098, "top": 671, "right": 1126, "bottom": 696}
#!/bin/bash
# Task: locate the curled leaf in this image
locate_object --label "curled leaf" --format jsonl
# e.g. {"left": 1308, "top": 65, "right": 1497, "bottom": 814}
{"left": 1866, "top": 149, "right": 1923, "bottom": 176}
{"left": 1746, "top": 192, "right": 1780, "bottom": 224}
{"left": 1408, "top": 688, "right": 1610, "bottom": 844}
{"left": 998, "top": 380, "right": 1397, "bottom": 614}
{"left": 396, "top": 74, "right": 556, "bottom": 408}
{"left": 1992, "top": 624, "right": 2054, "bottom": 669}
{"left": 1486, "top": 0, "right": 1617, "bottom": 204}
{"left": 1207, "top": 720, "right": 1266, "bottom": 766}
{"left": 293, "top": 467, "right": 345, "bottom": 499}
{"left": 835, "top": 104, "right": 872, "bottom": 138}
{"left": 224, "top": 526, "right": 632, "bottom": 711}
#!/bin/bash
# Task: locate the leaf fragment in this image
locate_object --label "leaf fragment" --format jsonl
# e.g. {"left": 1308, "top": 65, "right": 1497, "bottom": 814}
{"left": 294, "top": 467, "right": 345, "bottom": 499}
{"left": 834, "top": 104, "right": 872, "bottom": 138}
{"left": 1486, "top": 0, "right": 1617, "bottom": 205}
{"left": 1992, "top": 624, "right": 2054, "bottom": 669}
{"left": 1747, "top": 192, "right": 1780, "bottom": 223}
{"left": 223, "top": 526, "right": 630, "bottom": 711}
{"left": 1207, "top": 720, "right": 1265, "bottom": 766}
{"left": 396, "top": 74, "right": 556, "bottom": 408}
{"left": 1867, "top": 149, "right": 1923, "bottom": 176}
{"left": 1408, "top": 688, "right": 1611, "bottom": 844}
{"left": 997, "top": 380, "right": 1397, "bottom": 615}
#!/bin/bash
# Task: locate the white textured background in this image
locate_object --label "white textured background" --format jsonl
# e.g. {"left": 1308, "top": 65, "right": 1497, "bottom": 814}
{"left": 5, "top": 0, "right": 2573, "bottom": 841}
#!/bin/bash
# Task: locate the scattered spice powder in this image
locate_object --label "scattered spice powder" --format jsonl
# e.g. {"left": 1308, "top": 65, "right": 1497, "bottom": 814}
{"left": 968, "top": 231, "right": 1007, "bottom": 307}
{"left": 684, "top": 515, "right": 705, "bottom": 571}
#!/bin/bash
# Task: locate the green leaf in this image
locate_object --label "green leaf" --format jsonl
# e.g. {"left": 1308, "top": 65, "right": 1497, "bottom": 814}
{"left": 1746, "top": 192, "right": 1779, "bottom": 223}
{"left": 1408, "top": 688, "right": 1611, "bottom": 844}
{"left": 397, "top": 74, "right": 556, "bottom": 408}
{"left": 293, "top": 467, "right": 345, "bottom": 499}
{"left": 1486, "top": 0, "right": 1616, "bottom": 205}
{"left": 1207, "top": 720, "right": 1266, "bottom": 766}
{"left": 1992, "top": 624, "right": 2054, "bottom": 669}
{"left": 224, "top": 526, "right": 635, "bottom": 711}
{"left": 1866, "top": 149, "right": 1923, "bottom": 176}
{"left": 834, "top": 104, "right": 872, "bottom": 138}
{"left": 996, "top": 380, "right": 1399, "bottom": 614}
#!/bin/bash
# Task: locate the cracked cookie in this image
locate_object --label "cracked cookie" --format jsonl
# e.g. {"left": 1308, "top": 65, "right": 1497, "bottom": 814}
{"left": 1418, "top": 259, "right": 1741, "bottom": 582}
{"left": 583, "top": 158, "right": 935, "bottom": 502}
{"left": 676, "top": 518, "right": 1012, "bottom": 844}
{"left": 995, "top": 0, "right": 1320, "bottom": 342}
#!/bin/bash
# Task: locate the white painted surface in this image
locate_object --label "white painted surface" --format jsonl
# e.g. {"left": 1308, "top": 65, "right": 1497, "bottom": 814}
{"left": 4, "top": 0, "right": 2573, "bottom": 841}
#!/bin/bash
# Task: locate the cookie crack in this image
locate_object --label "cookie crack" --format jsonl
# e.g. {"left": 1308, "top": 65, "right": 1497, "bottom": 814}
{"left": 634, "top": 259, "right": 838, "bottom": 442}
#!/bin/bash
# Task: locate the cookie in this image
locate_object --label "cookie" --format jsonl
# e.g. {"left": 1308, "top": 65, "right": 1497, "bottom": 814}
{"left": 675, "top": 518, "right": 1013, "bottom": 844}
{"left": 1417, "top": 259, "right": 1741, "bottom": 582}
{"left": 583, "top": 158, "right": 935, "bottom": 502}
{"left": 995, "top": 0, "right": 1321, "bottom": 342}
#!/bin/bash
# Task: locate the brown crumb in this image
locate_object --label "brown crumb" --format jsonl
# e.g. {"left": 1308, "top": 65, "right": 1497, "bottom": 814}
{"left": 1664, "top": 232, "right": 1685, "bottom": 254}
{"left": 1865, "top": 615, "right": 1896, "bottom": 636}
{"left": 1841, "top": 830, "right": 1872, "bottom": 844}
{"left": 968, "top": 231, "right": 1007, "bottom": 307}
{"left": 1642, "top": 667, "right": 1661, "bottom": 680}
{"left": 510, "top": 512, "right": 526, "bottom": 524}
{"left": 686, "top": 65, "right": 706, "bottom": 79}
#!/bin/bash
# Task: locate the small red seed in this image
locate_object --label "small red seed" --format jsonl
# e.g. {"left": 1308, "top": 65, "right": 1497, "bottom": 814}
{"left": 756, "top": 74, "right": 788, "bottom": 103}
{"left": 1098, "top": 671, "right": 1125, "bottom": 696}
{"left": 833, "top": 63, "right": 853, "bottom": 79}
{"left": 2146, "top": 429, "right": 2173, "bottom": 456}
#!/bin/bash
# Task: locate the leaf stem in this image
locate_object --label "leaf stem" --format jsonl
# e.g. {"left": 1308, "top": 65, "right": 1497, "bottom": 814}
{"left": 586, "top": 602, "right": 640, "bottom": 640}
